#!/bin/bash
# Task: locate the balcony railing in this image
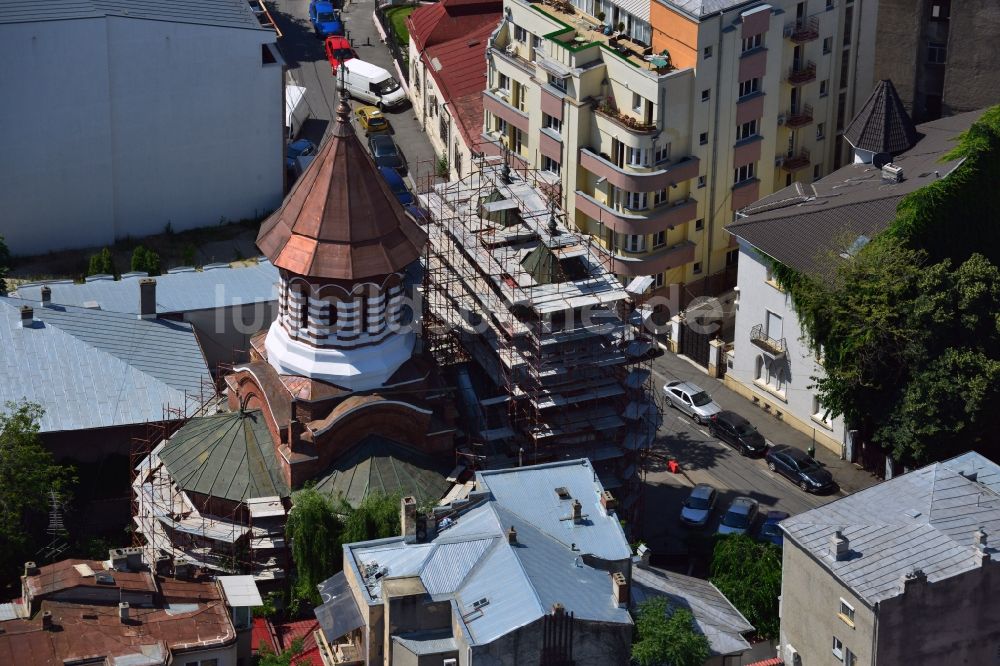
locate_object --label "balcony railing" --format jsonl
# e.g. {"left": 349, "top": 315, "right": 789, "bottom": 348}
{"left": 787, "top": 60, "right": 817, "bottom": 84}
{"left": 785, "top": 104, "right": 814, "bottom": 128}
{"left": 594, "top": 101, "right": 657, "bottom": 134}
{"left": 750, "top": 324, "right": 787, "bottom": 357}
{"left": 779, "top": 148, "right": 811, "bottom": 171}
{"left": 784, "top": 16, "right": 819, "bottom": 43}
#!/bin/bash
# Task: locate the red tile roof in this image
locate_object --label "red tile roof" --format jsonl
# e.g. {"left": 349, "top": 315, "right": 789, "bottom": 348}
{"left": 407, "top": 0, "right": 501, "bottom": 52}
{"left": 252, "top": 616, "right": 279, "bottom": 655}
{"left": 744, "top": 658, "right": 783, "bottom": 666}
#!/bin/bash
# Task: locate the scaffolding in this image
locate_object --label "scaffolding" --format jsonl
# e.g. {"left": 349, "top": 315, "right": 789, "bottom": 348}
{"left": 417, "top": 154, "right": 660, "bottom": 521}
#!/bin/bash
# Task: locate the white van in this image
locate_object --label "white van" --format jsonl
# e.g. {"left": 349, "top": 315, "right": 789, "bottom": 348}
{"left": 342, "top": 59, "right": 407, "bottom": 109}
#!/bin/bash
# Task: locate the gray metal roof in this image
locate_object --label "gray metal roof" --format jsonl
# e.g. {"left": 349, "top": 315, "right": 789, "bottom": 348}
{"left": 653, "top": 0, "right": 757, "bottom": 19}
{"left": 0, "top": 0, "right": 266, "bottom": 30}
{"left": 392, "top": 630, "right": 458, "bottom": 656}
{"left": 158, "top": 410, "right": 290, "bottom": 503}
{"left": 339, "top": 459, "right": 633, "bottom": 647}
{"left": 631, "top": 566, "right": 753, "bottom": 656}
{"left": 781, "top": 452, "right": 1000, "bottom": 605}
{"left": 0, "top": 297, "right": 211, "bottom": 433}
{"left": 13, "top": 260, "right": 279, "bottom": 315}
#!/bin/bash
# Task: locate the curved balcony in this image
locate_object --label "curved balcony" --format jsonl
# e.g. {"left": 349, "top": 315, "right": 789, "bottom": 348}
{"left": 592, "top": 240, "right": 697, "bottom": 277}
{"left": 594, "top": 104, "right": 657, "bottom": 136}
{"left": 575, "top": 191, "right": 698, "bottom": 235}
{"left": 579, "top": 149, "right": 700, "bottom": 192}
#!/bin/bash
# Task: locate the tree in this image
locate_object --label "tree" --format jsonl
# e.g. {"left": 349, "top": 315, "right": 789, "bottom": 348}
{"left": 340, "top": 492, "right": 400, "bottom": 544}
{"left": 285, "top": 488, "right": 342, "bottom": 606}
{"left": 710, "top": 534, "right": 781, "bottom": 640}
{"left": 631, "top": 596, "right": 710, "bottom": 666}
{"left": 87, "top": 247, "right": 116, "bottom": 277}
{"left": 0, "top": 235, "right": 10, "bottom": 296}
{"left": 256, "top": 638, "right": 304, "bottom": 666}
{"left": 130, "top": 245, "right": 161, "bottom": 275}
{"left": 0, "top": 401, "right": 76, "bottom": 579}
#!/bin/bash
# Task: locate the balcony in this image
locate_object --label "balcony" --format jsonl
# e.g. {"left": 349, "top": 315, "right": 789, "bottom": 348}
{"left": 594, "top": 101, "right": 657, "bottom": 135}
{"left": 592, "top": 239, "right": 697, "bottom": 277}
{"left": 787, "top": 60, "right": 816, "bottom": 85}
{"left": 750, "top": 324, "right": 787, "bottom": 358}
{"left": 784, "top": 16, "right": 819, "bottom": 43}
{"left": 490, "top": 44, "right": 536, "bottom": 75}
{"left": 785, "top": 104, "right": 814, "bottom": 128}
{"left": 579, "top": 148, "right": 700, "bottom": 191}
{"left": 575, "top": 191, "right": 698, "bottom": 235}
{"left": 482, "top": 90, "right": 530, "bottom": 132}
{"left": 779, "top": 149, "right": 810, "bottom": 171}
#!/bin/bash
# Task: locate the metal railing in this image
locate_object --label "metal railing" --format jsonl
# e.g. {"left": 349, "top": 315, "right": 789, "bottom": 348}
{"left": 785, "top": 16, "right": 819, "bottom": 43}
{"left": 750, "top": 324, "right": 787, "bottom": 356}
{"left": 786, "top": 103, "right": 814, "bottom": 128}
{"left": 374, "top": 3, "right": 410, "bottom": 83}
{"left": 787, "top": 60, "right": 817, "bottom": 84}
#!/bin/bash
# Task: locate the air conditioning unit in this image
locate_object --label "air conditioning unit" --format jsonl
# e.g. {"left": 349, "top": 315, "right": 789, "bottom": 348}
{"left": 443, "top": 660, "right": 458, "bottom": 666}
{"left": 505, "top": 44, "right": 516, "bottom": 56}
{"left": 774, "top": 156, "right": 785, "bottom": 167}
{"left": 777, "top": 114, "right": 787, "bottom": 126}
{"left": 784, "top": 645, "right": 802, "bottom": 666}
{"left": 783, "top": 24, "right": 793, "bottom": 38}
{"left": 881, "top": 162, "right": 904, "bottom": 182}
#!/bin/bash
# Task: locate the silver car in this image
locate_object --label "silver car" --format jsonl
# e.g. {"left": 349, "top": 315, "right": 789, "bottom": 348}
{"left": 680, "top": 483, "right": 717, "bottom": 527}
{"left": 717, "top": 496, "right": 759, "bottom": 536}
{"left": 663, "top": 380, "right": 723, "bottom": 424}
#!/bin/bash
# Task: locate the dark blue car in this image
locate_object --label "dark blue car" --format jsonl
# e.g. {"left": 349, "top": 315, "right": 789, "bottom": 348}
{"left": 379, "top": 166, "right": 414, "bottom": 206}
{"left": 758, "top": 510, "right": 789, "bottom": 547}
{"left": 309, "top": 0, "right": 343, "bottom": 38}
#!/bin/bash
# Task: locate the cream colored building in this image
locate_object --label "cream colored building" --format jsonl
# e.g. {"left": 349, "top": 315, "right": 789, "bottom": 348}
{"left": 483, "top": 0, "right": 874, "bottom": 299}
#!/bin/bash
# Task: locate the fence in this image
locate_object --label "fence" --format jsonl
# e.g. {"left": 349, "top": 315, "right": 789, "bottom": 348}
{"left": 374, "top": 3, "right": 414, "bottom": 84}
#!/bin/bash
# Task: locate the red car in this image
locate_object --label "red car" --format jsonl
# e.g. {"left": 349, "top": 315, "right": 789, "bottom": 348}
{"left": 324, "top": 36, "right": 356, "bottom": 73}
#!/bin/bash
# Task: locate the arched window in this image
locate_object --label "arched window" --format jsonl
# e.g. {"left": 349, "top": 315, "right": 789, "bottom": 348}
{"left": 754, "top": 355, "right": 765, "bottom": 381}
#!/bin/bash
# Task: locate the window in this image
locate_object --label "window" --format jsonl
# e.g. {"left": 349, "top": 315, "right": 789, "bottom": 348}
{"left": 738, "top": 77, "right": 760, "bottom": 98}
{"left": 439, "top": 114, "right": 449, "bottom": 142}
{"left": 826, "top": 0, "right": 834, "bottom": 7}
{"left": 533, "top": 34, "right": 542, "bottom": 50}
{"left": 514, "top": 24, "right": 527, "bottom": 42}
{"left": 733, "top": 162, "right": 756, "bottom": 184}
{"left": 736, "top": 119, "right": 758, "bottom": 141}
{"left": 703, "top": 45, "right": 713, "bottom": 59}
{"left": 633, "top": 92, "right": 644, "bottom": 113}
{"left": 813, "top": 164, "right": 822, "bottom": 180}
{"left": 624, "top": 234, "right": 646, "bottom": 252}
{"left": 654, "top": 143, "right": 671, "bottom": 163}
{"left": 823, "top": 36, "right": 832, "bottom": 54}
{"left": 493, "top": 115, "right": 508, "bottom": 135}
{"left": 654, "top": 188, "right": 668, "bottom": 205}
{"left": 697, "top": 176, "right": 706, "bottom": 188}
{"left": 699, "top": 132, "right": 708, "bottom": 145}
{"left": 741, "top": 33, "right": 763, "bottom": 52}
{"left": 820, "top": 79, "right": 829, "bottom": 97}
{"left": 497, "top": 73, "right": 510, "bottom": 95}
{"left": 928, "top": 42, "right": 947, "bottom": 64}
{"left": 654, "top": 272, "right": 665, "bottom": 288}
{"left": 541, "top": 155, "right": 561, "bottom": 175}
{"left": 843, "top": 5, "right": 853, "bottom": 43}
{"left": 548, "top": 73, "right": 567, "bottom": 93}
{"left": 512, "top": 81, "right": 525, "bottom": 111}
{"left": 839, "top": 598, "right": 856, "bottom": 624}
{"left": 513, "top": 128, "right": 524, "bottom": 154}
{"left": 844, "top": 649, "right": 857, "bottom": 666}
{"left": 626, "top": 191, "right": 647, "bottom": 210}
{"left": 813, "top": 396, "right": 832, "bottom": 426}
{"left": 701, "top": 89, "right": 710, "bottom": 102}
{"left": 695, "top": 218, "right": 704, "bottom": 231}
{"left": 627, "top": 146, "right": 650, "bottom": 167}
{"left": 931, "top": 1, "right": 950, "bottom": 19}
{"left": 693, "top": 262, "right": 702, "bottom": 274}
{"left": 765, "top": 310, "right": 782, "bottom": 339}
{"left": 726, "top": 248, "right": 738, "bottom": 266}
{"left": 543, "top": 113, "right": 562, "bottom": 134}
{"left": 840, "top": 49, "right": 850, "bottom": 89}
{"left": 832, "top": 636, "right": 844, "bottom": 660}
{"left": 653, "top": 230, "right": 666, "bottom": 247}
{"left": 816, "top": 122, "right": 825, "bottom": 140}
{"left": 261, "top": 43, "right": 277, "bottom": 65}
{"left": 754, "top": 355, "right": 765, "bottom": 380}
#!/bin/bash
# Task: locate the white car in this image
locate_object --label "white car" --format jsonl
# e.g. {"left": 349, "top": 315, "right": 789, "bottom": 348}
{"left": 717, "top": 496, "right": 759, "bottom": 536}
{"left": 680, "top": 483, "right": 717, "bottom": 527}
{"left": 663, "top": 380, "right": 722, "bottom": 424}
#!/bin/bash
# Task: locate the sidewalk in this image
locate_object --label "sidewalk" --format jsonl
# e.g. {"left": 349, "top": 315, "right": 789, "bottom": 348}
{"left": 650, "top": 347, "right": 879, "bottom": 496}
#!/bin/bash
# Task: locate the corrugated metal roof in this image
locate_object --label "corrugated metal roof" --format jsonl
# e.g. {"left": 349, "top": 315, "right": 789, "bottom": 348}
{"left": 14, "top": 260, "right": 279, "bottom": 315}
{"left": 476, "top": 459, "right": 633, "bottom": 561}
{"left": 392, "top": 630, "right": 458, "bottom": 655}
{"left": 419, "top": 538, "right": 495, "bottom": 596}
{"left": 0, "top": 297, "right": 211, "bottom": 433}
{"left": 781, "top": 452, "right": 1000, "bottom": 604}
{"left": 0, "top": 0, "right": 266, "bottom": 30}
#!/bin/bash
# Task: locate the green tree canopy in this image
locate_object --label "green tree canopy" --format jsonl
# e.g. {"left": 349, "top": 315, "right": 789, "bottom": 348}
{"left": 130, "top": 246, "right": 161, "bottom": 275}
{"left": 341, "top": 492, "right": 400, "bottom": 544}
{"left": 710, "top": 534, "right": 781, "bottom": 640}
{"left": 256, "top": 638, "right": 304, "bottom": 666}
{"left": 0, "top": 401, "right": 76, "bottom": 579}
{"left": 631, "top": 596, "right": 711, "bottom": 666}
{"left": 285, "top": 488, "right": 342, "bottom": 606}
{"left": 87, "top": 247, "right": 116, "bottom": 277}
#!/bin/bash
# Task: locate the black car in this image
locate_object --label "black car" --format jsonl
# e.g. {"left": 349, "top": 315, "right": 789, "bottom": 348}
{"left": 765, "top": 444, "right": 835, "bottom": 493}
{"left": 368, "top": 134, "right": 406, "bottom": 173}
{"left": 709, "top": 410, "right": 767, "bottom": 456}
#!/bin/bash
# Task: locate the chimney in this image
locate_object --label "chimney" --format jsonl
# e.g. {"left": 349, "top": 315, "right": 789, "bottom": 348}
{"left": 974, "top": 528, "right": 990, "bottom": 566}
{"left": 507, "top": 526, "right": 518, "bottom": 545}
{"left": 138, "top": 278, "right": 156, "bottom": 319}
{"left": 551, "top": 602, "right": 565, "bottom": 616}
{"left": 174, "top": 558, "right": 192, "bottom": 580}
{"left": 901, "top": 568, "right": 927, "bottom": 594}
{"left": 830, "top": 531, "right": 849, "bottom": 561}
{"left": 611, "top": 572, "right": 628, "bottom": 605}
{"left": 119, "top": 602, "right": 130, "bottom": 623}
{"left": 20, "top": 305, "right": 35, "bottom": 328}
{"left": 571, "top": 499, "right": 582, "bottom": 523}
{"left": 401, "top": 496, "right": 418, "bottom": 544}
{"left": 41, "top": 610, "right": 53, "bottom": 630}
{"left": 600, "top": 490, "right": 617, "bottom": 515}
{"left": 24, "top": 561, "right": 38, "bottom": 577}
{"left": 40, "top": 285, "right": 51, "bottom": 305}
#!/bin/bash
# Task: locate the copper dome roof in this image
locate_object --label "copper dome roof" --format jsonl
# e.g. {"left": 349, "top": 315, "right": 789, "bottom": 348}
{"left": 257, "top": 98, "right": 427, "bottom": 281}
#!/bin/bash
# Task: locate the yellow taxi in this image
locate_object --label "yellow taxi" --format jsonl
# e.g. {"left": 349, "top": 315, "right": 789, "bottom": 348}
{"left": 355, "top": 105, "right": 390, "bottom": 133}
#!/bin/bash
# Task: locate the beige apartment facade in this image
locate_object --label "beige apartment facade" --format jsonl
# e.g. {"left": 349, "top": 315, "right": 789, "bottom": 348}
{"left": 483, "top": 0, "right": 873, "bottom": 300}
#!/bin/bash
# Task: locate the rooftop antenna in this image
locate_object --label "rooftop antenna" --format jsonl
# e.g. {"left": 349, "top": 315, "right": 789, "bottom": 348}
{"left": 37, "top": 489, "right": 68, "bottom": 562}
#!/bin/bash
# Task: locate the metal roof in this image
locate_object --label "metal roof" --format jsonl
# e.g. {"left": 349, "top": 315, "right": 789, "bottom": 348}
{"left": 158, "top": 410, "right": 290, "bottom": 503}
{"left": 844, "top": 80, "right": 918, "bottom": 156}
{"left": 13, "top": 261, "right": 279, "bottom": 315}
{"left": 218, "top": 575, "right": 263, "bottom": 607}
{"left": 316, "top": 571, "right": 365, "bottom": 642}
{"left": 781, "top": 452, "right": 1000, "bottom": 604}
{"left": 653, "top": 0, "right": 757, "bottom": 19}
{"left": 392, "top": 630, "right": 458, "bottom": 656}
{"left": 0, "top": 297, "right": 211, "bottom": 433}
{"left": 0, "top": 0, "right": 267, "bottom": 30}
{"left": 631, "top": 566, "right": 753, "bottom": 656}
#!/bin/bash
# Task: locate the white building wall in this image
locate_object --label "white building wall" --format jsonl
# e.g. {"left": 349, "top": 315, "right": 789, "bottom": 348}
{"left": 0, "top": 17, "right": 283, "bottom": 256}
{"left": 728, "top": 240, "right": 846, "bottom": 454}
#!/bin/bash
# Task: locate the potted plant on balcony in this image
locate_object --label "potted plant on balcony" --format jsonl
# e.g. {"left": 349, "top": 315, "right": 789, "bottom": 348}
{"left": 597, "top": 95, "right": 616, "bottom": 116}
{"left": 596, "top": 10, "right": 605, "bottom": 22}
{"left": 616, "top": 21, "right": 626, "bottom": 36}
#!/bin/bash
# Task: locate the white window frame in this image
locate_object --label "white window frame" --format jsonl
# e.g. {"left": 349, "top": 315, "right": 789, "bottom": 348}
{"left": 741, "top": 33, "right": 763, "bottom": 53}
{"left": 542, "top": 155, "right": 561, "bottom": 175}
{"left": 653, "top": 188, "right": 668, "bottom": 206}
{"left": 543, "top": 113, "right": 562, "bottom": 134}
{"left": 625, "top": 191, "right": 647, "bottom": 210}
{"left": 839, "top": 598, "right": 855, "bottom": 624}
{"left": 734, "top": 162, "right": 756, "bottom": 185}
{"left": 654, "top": 144, "right": 670, "bottom": 163}
{"left": 652, "top": 230, "right": 666, "bottom": 247}
{"left": 624, "top": 234, "right": 646, "bottom": 253}
{"left": 494, "top": 115, "right": 508, "bottom": 135}
{"left": 654, "top": 272, "right": 665, "bottom": 287}
{"left": 738, "top": 77, "right": 760, "bottom": 98}
{"left": 737, "top": 119, "right": 758, "bottom": 141}
{"left": 497, "top": 73, "right": 511, "bottom": 96}
{"left": 548, "top": 73, "right": 567, "bottom": 93}
{"left": 832, "top": 636, "right": 844, "bottom": 660}
{"left": 626, "top": 146, "right": 650, "bottom": 167}
{"left": 513, "top": 24, "right": 528, "bottom": 42}
{"left": 632, "top": 92, "right": 644, "bottom": 114}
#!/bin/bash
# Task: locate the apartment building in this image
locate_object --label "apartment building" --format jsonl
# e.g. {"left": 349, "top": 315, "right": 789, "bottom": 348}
{"left": 483, "top": 0, "right": 874, "bottom": 301}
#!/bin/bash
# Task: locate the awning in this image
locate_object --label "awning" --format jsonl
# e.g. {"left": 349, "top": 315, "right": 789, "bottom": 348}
{"left": 626, "top": 275, "right": 654, "bottom": 296}
{"left": 316, "top": 572, "right": 365, "bottom": 642}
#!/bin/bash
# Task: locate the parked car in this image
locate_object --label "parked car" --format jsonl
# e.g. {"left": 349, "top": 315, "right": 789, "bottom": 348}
{"left": 285, "top": 138, "right": 316, "bottom": 170}
{"left": 717, "top": 496, "right": 759, "bottom": 536}
{"left": 663, "top": 380, "right": 722, "bottom": 424}
{"left": 766, "top": 444, "right": 836, "bottom": 493}
{"left": 309, "top": 0, "right": 343, "bottom": 38}
{"left": 324, "top": 36, "right": 356, "bottom": 74}
{"left": 758, "top": 510, "right": 789, "bottom": 547}
{"left": 378, "top": 166, "right": 414, "bottom": 206}
{"left": 368, "top": 134, "right": 405, "bottom": 173}
{"left": 356, "top": 105, "right": 390, "bottom": 133}
{"left": 709, "top": 410, "right": 767, "bottom": 456}
{"left": 680, "top": 483, "right": 717, "bottom": 528}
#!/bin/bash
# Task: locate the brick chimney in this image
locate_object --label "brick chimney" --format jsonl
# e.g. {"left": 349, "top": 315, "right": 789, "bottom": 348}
{"left": 974, "top": 528, "right": 990, "bottom": 566}
{"left": 507, "top": 526, "right": 517, "bottom": 545}
{"left": 901, "top": 568, "right": 927, "bottom": 594}
{"left": 571, "top": 499, "right": 582, "bottom": 523}
{"left": 20, "top": 305, "right": 35, "bottom": 328}
{"left": 40, "top": 285, "right": 51, "bottom": 306}
{"left": 830, "top": 531, "right": 849, "bottom": 561}
{"left": 611, "top": 572, "right": 628, "bottom": 606}
{"left": 24, "top": 561, "right": 38, "bottom": 577}
{"left": 41, "top": 610, "right": 53, "bottom": 630}
{"left": 139, "top": 278, "right": 156, "bottom": 319}
{"left": 600, "top": 490, "right": 617, "bottom": 515}
{"left": 401, "top": 496, "right": 418, "bottom": 544}
{"left": 119, "top": 602, "right": 130, "bottom": 623}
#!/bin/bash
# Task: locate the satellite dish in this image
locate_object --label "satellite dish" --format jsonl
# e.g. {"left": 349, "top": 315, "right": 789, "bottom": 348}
{"left": 872, "top": 152, "right": 892, "bottom": 168}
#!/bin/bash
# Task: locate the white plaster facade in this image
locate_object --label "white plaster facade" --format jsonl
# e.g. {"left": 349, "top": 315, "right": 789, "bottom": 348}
{"left": 725, "top": 239, "right": 846, "bottom": 455}
{"left": 0, "top": 14, "right": 284, "bottom": 255}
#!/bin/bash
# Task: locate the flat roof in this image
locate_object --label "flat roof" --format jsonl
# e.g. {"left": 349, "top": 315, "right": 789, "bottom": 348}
{"left": 0, "top": 0, "right": 269, "bottom": 30}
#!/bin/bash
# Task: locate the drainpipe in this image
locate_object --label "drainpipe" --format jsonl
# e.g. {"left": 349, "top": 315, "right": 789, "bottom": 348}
{"left": 702, "top": 11, "right": 726, "bottom": 289}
